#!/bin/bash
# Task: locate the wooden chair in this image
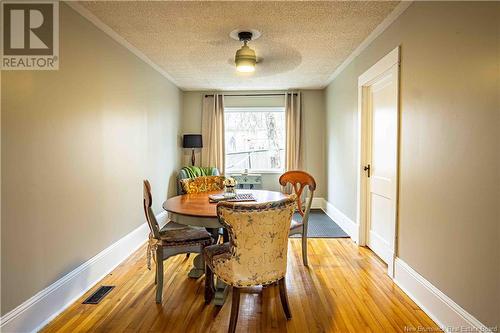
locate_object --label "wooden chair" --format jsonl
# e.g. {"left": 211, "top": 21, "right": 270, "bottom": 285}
{"left": 175, "top": 167, "right": 222, "bottom": 260}
{"left": 204, "top": 196, "right": 297, "bottom": 333}
{"left": 279, "top": 170, "right": 317, "bottom": 266}
{"left": 179, "top": 174, "right": 226, "bottom": 245}
{"left": 143, "top": 180, "right": 213, "bottom": 303}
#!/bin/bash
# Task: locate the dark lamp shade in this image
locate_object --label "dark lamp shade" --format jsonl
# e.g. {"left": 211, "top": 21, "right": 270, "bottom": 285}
{"left": 183, "top": 134, "right": 203, "bottom": 148}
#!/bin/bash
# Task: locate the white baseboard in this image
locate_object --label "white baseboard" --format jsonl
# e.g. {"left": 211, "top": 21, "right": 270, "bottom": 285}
{"left": 394, "top": 258, "right": 492, "bottom": 333}
{"left": 301, "top": 200, "right": 492, "bottom": 333}
{"left": 311, "top": 197, "right": 325, "bottom": 210}
{"left": 4, "top": 211, "right": 491, "bottom": 333}
{"left": 322, "top": 199, "right": 358, "bottom": 242}
{"left": 0, "top": 212, "right": 165, "bottom": 333}
{"left": 367, "top": 230, "right": 394, "bottom": 266}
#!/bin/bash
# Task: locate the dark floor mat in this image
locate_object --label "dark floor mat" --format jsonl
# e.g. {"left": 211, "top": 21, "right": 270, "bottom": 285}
{"left": 290, "top": 209, "right": 349, "bottom": 238}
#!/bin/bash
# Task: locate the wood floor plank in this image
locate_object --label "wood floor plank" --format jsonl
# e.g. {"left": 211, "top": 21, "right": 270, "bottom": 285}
{"left": 41, "top": 239, "right": 441, "bottom": 333}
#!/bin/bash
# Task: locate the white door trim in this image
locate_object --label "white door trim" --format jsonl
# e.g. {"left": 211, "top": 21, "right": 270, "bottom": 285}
{"left": 356, "top": 46, "right": 400, "bottom": 277}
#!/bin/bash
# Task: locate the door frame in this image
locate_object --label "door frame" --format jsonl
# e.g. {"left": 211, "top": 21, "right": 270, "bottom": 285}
{"left": 356, "top": 46, "right": 400, "bottom": 277}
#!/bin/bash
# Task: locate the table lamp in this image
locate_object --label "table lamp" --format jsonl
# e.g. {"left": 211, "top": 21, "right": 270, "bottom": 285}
{"left": 183, "top": 134, "right": 203, "bottom": 166}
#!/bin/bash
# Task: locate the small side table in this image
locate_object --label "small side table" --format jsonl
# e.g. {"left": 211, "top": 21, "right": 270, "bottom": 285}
{"left": 231, "top": 173, "right": 262, "bottom": 189}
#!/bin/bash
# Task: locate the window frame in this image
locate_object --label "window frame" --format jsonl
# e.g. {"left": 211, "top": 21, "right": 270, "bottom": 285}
{"left": 224, "top": 106, "right": 286, "bottom": 174}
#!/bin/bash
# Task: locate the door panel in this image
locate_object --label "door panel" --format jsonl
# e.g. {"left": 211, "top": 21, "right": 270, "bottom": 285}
{"left": 365, "top": 65, "right": 398, "bottom": 266}
{"left": 370, "top": 194, "right": 392, "bottom": 248}
{"left": 370, "top": 177, "right": 392, "bottom": 199}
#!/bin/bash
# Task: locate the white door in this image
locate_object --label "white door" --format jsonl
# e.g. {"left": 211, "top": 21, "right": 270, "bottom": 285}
{"left": 358, "top": 48, "right": 399, "bottom": 275}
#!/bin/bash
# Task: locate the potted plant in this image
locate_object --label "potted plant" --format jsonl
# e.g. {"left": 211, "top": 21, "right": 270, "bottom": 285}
{"left": 223, "top": 177, "right": 237, "bottom": 197}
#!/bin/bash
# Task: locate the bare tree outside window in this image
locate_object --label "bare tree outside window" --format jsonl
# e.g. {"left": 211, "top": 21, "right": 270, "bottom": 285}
{"left": 225, "top": 107, "right": 285, "bottom": 172}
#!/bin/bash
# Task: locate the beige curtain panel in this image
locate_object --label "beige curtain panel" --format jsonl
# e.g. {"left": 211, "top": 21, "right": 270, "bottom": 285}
{"left": 285, "top": 91, "right": 303, "bottom": 171}
{"left": 201, "top": 94, "right": 225, "bottom": 172}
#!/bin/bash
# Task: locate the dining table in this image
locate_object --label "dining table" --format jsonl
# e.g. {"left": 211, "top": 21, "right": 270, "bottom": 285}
{"left": 162, "top": 189, "right": 288, "bottom": 305}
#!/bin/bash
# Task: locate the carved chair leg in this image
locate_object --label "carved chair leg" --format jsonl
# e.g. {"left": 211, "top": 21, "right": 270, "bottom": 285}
{"left": 301, "top": 232, "right": 308, "bottom": 266}
{"left": 228, "top": 287, "right": 241, "bottom": 333}
{"left": 155, "top": 248, "right": 164, "bottom": 304}
{"left": 278, "top": 278, "right": 292, "bottom": 319}
{"left": 205, "top": 264, "right": 215, "bottom": 304}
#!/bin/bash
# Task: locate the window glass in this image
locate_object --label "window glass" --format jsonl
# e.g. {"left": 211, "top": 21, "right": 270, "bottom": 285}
{"left": 224, "top": 107, "right": 285, "bottom": 173}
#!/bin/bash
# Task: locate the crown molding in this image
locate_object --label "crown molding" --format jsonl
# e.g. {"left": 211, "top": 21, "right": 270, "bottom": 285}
{"left": 326, "top": 1, "right": 413, "bottom": 85}
{"left": 66, "top": 0, "right": 412, "bottom": 91}
{"left": 65, "top": 2, "right": 180, "bottom": 87}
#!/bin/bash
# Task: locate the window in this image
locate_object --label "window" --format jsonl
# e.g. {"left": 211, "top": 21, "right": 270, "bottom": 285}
{"left": 224, "top": 107, "right": 285, "bottom": 173}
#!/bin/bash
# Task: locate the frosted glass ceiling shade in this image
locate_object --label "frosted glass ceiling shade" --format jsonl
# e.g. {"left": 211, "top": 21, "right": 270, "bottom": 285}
{"left": 235, "top": 42, "right": 256, "bottom": 72}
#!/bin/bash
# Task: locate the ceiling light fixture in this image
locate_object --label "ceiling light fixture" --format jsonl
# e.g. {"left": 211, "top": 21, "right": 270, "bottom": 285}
{"left": 235, "top": 31, "right": 256, "bottom": 73}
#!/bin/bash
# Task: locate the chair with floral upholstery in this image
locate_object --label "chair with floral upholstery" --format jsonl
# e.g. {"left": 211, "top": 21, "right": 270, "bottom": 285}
{"left": 180, "top": 175, "right": 225, "bottom": 194}
{"left": 177, "top": 166, "right": 220, "bottom": 194}
{"left": 279, "top": 170, "right": 316, "bottom": 266}
{"left": 143, "top": 180, "right": 213, "bottom": 303}
{"left": 204, "top": 195, "right": 296, "bottom": 333}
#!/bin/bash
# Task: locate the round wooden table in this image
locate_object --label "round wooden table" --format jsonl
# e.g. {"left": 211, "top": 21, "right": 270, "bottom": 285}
{"left": 163, "top": 189, "right": 288, "bottom": 227}
{"left": 162, "top": 189, "right": 288, "bottom": 305}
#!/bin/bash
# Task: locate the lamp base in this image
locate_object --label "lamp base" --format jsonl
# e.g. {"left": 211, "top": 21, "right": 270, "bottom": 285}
{"left": 191, "top": 149, "right": 196, "bottom": 166}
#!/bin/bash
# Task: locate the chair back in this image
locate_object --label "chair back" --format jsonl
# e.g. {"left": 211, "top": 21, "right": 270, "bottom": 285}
{"left": 279, "top": 170, "right": 316, "bottom": 217}
{"left": 216, "top": 195, "right": 296, "bottom": 286}
{"left": 177, "top": 166, "right": 219, "bottom": 194}
{"left": 180, "top": 175, "right": 225, "bottom": 194}
{"left": 143, "top": 180, "right": 161, "bottom": 239}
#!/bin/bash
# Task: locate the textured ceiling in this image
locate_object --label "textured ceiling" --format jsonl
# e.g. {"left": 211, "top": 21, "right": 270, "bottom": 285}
{"left": 79, "top": 1, "right": 399, "bottom": 90}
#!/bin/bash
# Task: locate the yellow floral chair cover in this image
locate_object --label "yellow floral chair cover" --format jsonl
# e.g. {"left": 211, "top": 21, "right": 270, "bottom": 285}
{"left": 180, "top": 175, "right": 225, "bottom": 194}
{"left": 204, "top": 195, "right": 296, "bottom": 287}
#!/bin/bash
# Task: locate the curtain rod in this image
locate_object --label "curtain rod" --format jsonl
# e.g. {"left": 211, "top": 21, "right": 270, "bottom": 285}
{"left": 204, "top": 93, "right": 298, "bottom": 98}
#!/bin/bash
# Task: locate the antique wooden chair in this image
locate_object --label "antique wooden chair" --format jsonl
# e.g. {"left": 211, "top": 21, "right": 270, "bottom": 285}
{"left": 279, "top": 170, "right": 317, "bottom": 266}
{"left": 143, "top": 180, "right": 213, "bottom": 303}
{"left": 204, "top": 196, "right": 296, "bottom": 333}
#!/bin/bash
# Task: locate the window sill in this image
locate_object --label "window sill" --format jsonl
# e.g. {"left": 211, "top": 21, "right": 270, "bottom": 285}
{"left": 227, "top": 170, "right": 284, "bottom": 175}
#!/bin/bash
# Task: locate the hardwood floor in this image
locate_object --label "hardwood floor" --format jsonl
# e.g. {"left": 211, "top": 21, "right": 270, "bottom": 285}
{"left": 42, "top": 239, "right": 440, "bottom": 332}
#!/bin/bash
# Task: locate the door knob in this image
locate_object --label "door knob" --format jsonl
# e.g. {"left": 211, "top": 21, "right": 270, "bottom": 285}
{"left": 364, "top": 164, "right": 371, "bottom": 178}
